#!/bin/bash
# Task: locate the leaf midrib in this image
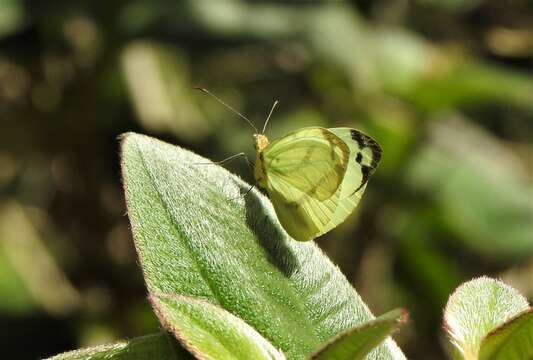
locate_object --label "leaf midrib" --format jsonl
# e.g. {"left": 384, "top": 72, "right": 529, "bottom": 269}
{"left": 134, "top": 139, "right": 220, "bottom": 302}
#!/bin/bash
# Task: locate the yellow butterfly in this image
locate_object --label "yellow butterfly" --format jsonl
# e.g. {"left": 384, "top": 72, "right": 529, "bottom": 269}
{"left": 199, "top": 89, "right": 382, "bottom": 241}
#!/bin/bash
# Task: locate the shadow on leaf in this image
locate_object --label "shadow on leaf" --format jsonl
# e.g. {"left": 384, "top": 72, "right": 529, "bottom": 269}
{"left": 241, "top": 183, "right": 299, "bottom": 278}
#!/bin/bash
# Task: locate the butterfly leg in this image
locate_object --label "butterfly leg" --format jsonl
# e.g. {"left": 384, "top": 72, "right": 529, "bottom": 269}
{"left": 241, "top": 183, "right": 256, "bottom": 198}
{"left": 228, "top": 182, "right": 256, "bottom": 201}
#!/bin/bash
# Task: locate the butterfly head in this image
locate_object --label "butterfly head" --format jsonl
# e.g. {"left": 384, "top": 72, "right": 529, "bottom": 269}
{"left": 253, "top": 134, "right": 269, "bottom": 152}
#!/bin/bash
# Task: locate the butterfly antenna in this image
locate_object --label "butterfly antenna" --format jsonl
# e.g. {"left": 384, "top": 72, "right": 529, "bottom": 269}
{"left": 262, "top": 100, "right": 278, "bottom": 134}
{"left": 196, "top": 87, "right": 259, "bottom": 133}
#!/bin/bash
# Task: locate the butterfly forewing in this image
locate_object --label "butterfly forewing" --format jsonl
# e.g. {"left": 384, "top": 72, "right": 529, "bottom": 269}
{"left": 329, "top": 128, "right": 381, "bottom": 193}
{"left": 263, "top": 127, "right": 349, "bottom": 201}
{"left": 323, "top": 128, "right": 382, "bottom": 233}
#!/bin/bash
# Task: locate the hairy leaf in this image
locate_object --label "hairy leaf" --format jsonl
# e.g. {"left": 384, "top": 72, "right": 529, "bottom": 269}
{"left": 444, "top": 277, "right": 529, "bottom": 360}
{"left": 151, "top": 293, "right": 285, "bottom": 360}
{"left": 120, "top": 133, "right": 405, "bottom": 360}
{"left": 45, "top": 333, "right": 193, "bottom": 360}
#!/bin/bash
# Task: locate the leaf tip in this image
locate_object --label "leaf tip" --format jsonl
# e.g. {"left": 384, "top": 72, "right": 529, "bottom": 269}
{"left": 118, "top": 132, "right": 141, "bottom": 151}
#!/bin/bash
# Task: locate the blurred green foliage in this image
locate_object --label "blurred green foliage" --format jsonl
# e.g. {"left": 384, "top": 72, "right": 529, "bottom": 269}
{"left": 0, "top": 0, "right": 531, "bottom": 359}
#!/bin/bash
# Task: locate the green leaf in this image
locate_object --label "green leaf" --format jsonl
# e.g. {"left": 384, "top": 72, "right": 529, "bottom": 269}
{"left": 151, "top": 293, "right": 285, "bottom": 360}
{"left": 45, "top": 333, "right": 194, "bottom": 360}
{"left": 120, "top": 133, "right": 405, "bottom": 360}
{"left": 444, "top": 277, "right": 530, "bottom": 360}
{"left": 309, "top": 308, "right": 408, "bottom": 360}
{"left": 479, "top": 308, "right": 533, "bottom": 360}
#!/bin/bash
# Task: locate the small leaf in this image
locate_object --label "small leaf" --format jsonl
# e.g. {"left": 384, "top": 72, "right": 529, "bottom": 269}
{"left": 120, "top": 133, "right": 405, "bottom": 359}
{"left": 444, "top": 277, "right": 530, "bottom": 360}
{"left": 45, "top": 333, "right": 193, "bottom": 360}
{"left": 479, "top": 308, "right": 533, "bottom": 360}
{"left": 310, "top": 308, "right": 408, "bottom": 360}
{"left": 151, "top": 293, "right": 285, "bottom": 360}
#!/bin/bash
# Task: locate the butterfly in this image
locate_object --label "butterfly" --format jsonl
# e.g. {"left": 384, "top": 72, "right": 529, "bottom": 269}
{"left": 198, "top": 89, "right": 382, "bottom": 241}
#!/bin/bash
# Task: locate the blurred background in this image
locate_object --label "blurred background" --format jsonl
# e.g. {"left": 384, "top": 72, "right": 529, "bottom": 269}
{"left": 0, "top": 0, "right": 531, "bottom": 359}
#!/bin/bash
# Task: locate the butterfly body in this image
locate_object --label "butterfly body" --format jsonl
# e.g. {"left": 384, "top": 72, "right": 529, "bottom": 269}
{"left": 252, "top": 127, "right": 382, "bottom": 242}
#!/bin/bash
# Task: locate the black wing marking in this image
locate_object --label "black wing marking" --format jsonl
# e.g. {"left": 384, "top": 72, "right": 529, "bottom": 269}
{"left": 350, "top": 129, "right": 382, "bottom": 192}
